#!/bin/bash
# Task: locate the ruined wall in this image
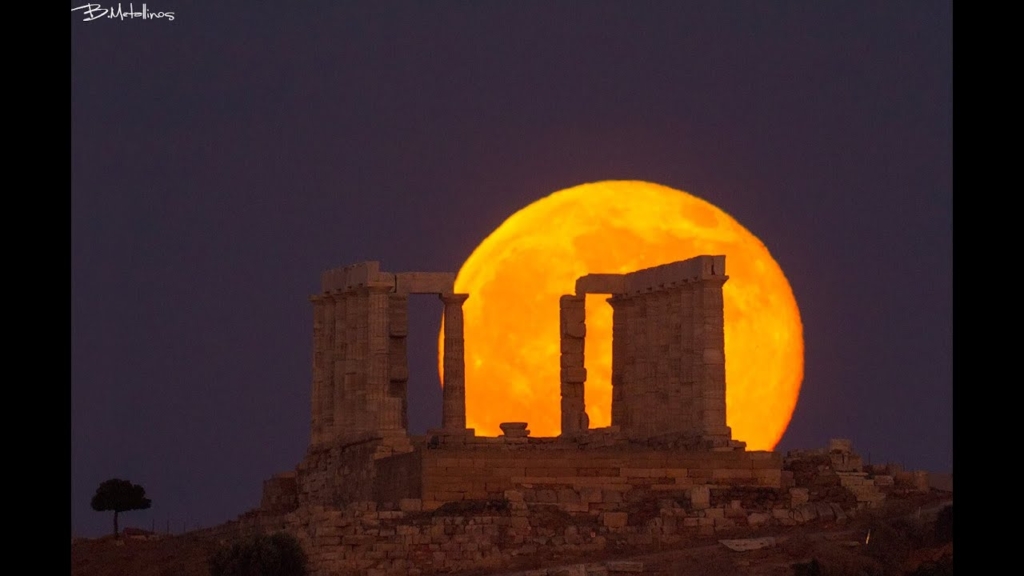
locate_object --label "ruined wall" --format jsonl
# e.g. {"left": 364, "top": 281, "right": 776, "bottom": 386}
{"left": 261, "top": 472, "right": 299, "bottom": 514}
{"left": 383, "top": 447, "right": 784, "bottom": 510}
{"left": 232, "top": 480, "right": 861, "bottom": 576}
{"left": 240, "top": 440, "right": 938, "bottom": 576}
{"left": 297, "top": 440, "right": 382, "bottom": 507}
{"left": 373, "top": 450, "right": 423, "bottom": 504}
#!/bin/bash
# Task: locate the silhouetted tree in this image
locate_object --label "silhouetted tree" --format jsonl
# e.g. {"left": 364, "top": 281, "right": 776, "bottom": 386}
{"left": 209, "top": 532, "right": 309, "bottom": 576}
{"left": 90, "top": 478, "right": 152, "bottom": 537}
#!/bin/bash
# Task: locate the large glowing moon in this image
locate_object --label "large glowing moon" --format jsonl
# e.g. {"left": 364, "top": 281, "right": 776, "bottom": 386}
{"left": 439, "top": 180, "right": 803, "bottom": 450}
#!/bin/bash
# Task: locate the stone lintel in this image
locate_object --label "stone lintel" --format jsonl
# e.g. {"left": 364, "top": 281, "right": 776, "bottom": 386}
{"left": 575, "top": 274, "right": 626, "bottom": 295}
{"left": 575, "top": 256, "right": 727, "bottom": 297}
{"left": 395, "top": 272, "right": 456, "bottom": 295}
{"left": 320, "top": 261, "right": 402, "bottom": 292}
{"left": 321, "top": 262, "right": 463, "bottom": 296}
{"left": 322, "top": 261, "right": 378, "bottom": 292}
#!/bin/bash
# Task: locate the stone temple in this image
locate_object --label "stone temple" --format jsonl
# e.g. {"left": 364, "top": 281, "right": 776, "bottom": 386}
{"left": 227, "top": 255, "right": 938, "bottom": 575}
{"left": 262, "top": 255, "right": 784, "bottom": 512}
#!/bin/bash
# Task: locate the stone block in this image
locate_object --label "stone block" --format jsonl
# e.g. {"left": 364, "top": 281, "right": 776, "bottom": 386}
{"left": 561, "top": 352, "right": 585, "bottom": 368}
{"left": 789, "top": 488, "right": 809, "bottom": 506}
{"left": 394, "top": 272, "right": 455, "bottom": 295}
{"left": 504, "top": 490, "right": 525, "bottom": 502}
{"left": 565, "top": 322, "right": 586, "bottom": 338}
{"left": 690, "top": 486, "right": 710, "bottom": 510}
{"left": 829, "top": 438, "right": 853, "bottom": 454}
{"left": 561, "top": 337, "right": 585, "bottom": 354}
{"left": 558, "top": 488, "right": 581, "bottom": 504}
{"left": 747, "top": 512, "right": 770, "bottom": 526}
{"left": 551, "top": 565, "right": 588, "bottom": 576}
{"left": 561, "top": 367, "right": 588, "bottom": 383}
{"left": 575, "top": 274, "right": 627, "bottom": 295}
{"left": 602, "top": 490, "right": 623, "bottom": 504}
{"left": 398, "top": 499, "right": 422, "bottom": 512}
{"left": 792, "top": 503, "right": 817, "bottom": 524}
{"left": 602, "top": 512, "right": 628, "bottom": 529}
{"left": 712, "top": 468, "right": 752, "bottom": 480}
{"left": 605, "top": 560, "right": 644, "bottom": 572}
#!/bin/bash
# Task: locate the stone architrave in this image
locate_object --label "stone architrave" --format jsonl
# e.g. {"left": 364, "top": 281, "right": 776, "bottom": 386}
{"left": 440, "top": 293, "right": 470, "bottom": 431}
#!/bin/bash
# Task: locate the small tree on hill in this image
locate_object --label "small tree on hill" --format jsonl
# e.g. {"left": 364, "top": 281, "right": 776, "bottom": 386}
{"left": 90, "top": 478, "right": 152, "bottom": 537}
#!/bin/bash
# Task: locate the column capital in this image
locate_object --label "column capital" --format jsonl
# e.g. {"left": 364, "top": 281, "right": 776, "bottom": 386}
{"left": 440, "top": 293, "right": 470, "bottom": 305}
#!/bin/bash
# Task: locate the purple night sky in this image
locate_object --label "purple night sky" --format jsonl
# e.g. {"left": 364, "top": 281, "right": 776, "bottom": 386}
{"left": 71, "top": 1, "right": 952, "bottom": 537}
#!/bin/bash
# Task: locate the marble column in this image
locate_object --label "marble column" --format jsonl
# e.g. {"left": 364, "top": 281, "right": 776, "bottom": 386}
{"left": 367, "top": 286, "right": 392, "bottom": 431}
{"left": 309, "top": 295, "right": 327, "bottom": 446}
{"left": 320, "top": 294, "right": 337, "bottom": 442}
{"left": 330, "top": 292, "right": 348, "bottom": 436}
{"left": 607, "top": 294, "right": 631, "bottom": 430}
{"left": 387, "top": 294, "right": 410, "bottom": 432}
{"left": 559, "top": 295, "right": 587, "bottom": 436}
{"left": 440, "top": 293, "right": 470, "bottom": 431}
{"left": 345, "top": 290, "right": 369, "bottom": 434}
{"left": 694, "top": 276, "right": 730, "bottom": 440}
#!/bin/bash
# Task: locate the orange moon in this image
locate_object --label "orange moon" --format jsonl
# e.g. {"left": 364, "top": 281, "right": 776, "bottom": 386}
{"left": 439, "top": 180, "right": 803, "bottom": 450}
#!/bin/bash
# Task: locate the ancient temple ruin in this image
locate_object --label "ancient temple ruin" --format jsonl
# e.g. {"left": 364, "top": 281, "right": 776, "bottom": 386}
{"left": 561, "top": 255, "right": 732, "bottom": 446}
{"left": 263, "top": 255, "right": 765, "bottom": 513}
{"left": 213, "top": 254, "right": 942, "bottom": 576}
{"left": 307, "top": 262, "right": 470, "bottom": 456}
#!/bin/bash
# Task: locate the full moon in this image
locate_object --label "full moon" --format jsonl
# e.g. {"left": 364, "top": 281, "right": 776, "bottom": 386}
{"left": 438, "top": 180, "right": 803, "bottom": 450}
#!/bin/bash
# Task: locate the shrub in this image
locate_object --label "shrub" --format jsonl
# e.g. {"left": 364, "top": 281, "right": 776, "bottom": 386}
{"left": 208, "top": 532, "right": 309, "bottom": 576}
